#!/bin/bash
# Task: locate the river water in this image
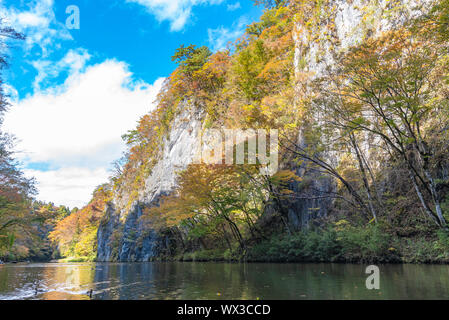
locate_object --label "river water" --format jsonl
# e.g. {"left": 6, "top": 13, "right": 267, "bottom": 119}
{"left": 1, "top": 262, "right": 449, "bottom": 300}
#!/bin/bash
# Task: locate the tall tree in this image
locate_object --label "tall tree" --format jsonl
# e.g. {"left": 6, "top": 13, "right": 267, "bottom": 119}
{"left": 316, "top": 28, "right": 449, "bottom": 227}
{"left": 0, "top": 20, "right": 36, "bottom": 254}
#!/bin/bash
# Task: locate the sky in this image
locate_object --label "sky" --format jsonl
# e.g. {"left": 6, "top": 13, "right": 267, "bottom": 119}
{"left": 0, "top": 0, "right": 263, "bottom": 208}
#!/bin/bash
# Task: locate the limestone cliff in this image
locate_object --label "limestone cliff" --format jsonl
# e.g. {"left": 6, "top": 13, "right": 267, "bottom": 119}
{"left": 97, "top": 105, "right": 206, "bottom": 261}
{"left": 96, "top": 0, "right": 432, "bottom": 261}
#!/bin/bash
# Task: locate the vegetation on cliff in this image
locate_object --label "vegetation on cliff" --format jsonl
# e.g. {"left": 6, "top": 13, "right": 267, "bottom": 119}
{"left": 22, "top": 0, "right": 449, "bottom": 263}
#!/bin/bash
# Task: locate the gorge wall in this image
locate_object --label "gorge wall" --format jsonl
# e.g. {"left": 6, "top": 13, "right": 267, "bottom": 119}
{"left": 96, "top": 0, "right": 431, "bottom": 262}
{"left": 284, "top": 0, "right": 429, "bottom": 230}
{"left": 97, "top": 105, "right": 206, "bottom": 261}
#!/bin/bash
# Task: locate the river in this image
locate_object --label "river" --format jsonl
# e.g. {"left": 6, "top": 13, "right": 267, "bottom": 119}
{"left": 1, "top": 262, "right": 449, "bottom": 300}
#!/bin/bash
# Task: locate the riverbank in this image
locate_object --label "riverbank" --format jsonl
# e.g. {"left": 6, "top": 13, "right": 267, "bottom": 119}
{"left": 48, "top": 225, "right": 449, "bottom": 265}
{"left": 56, "top": 257, "right": 92, "bottom": 263}
{"left": 155, "top": 226, "right": 449, "bottom": 265}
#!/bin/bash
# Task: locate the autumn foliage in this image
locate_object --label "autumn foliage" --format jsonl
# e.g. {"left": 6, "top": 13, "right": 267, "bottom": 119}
{"left": 13, "top": 0, "right": 449, "bottom": 262}
{"left": 49, "top": 185, "right": 111, "bottom": 261}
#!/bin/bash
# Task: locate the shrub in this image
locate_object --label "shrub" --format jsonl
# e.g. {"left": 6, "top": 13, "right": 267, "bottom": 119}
{"left": 247, "top": 229, "right": 340, "bottom": 262}
{"left": 247, "top": 224, "right": 396, "bottom": 263}
{"left": 182, "top": 249, "right": 226, "bottom": 262}
{"left": 338, "top": 224, "right": 393, "bottom": 263}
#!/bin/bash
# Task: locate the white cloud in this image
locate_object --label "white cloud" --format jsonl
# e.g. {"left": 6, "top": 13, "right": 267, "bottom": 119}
{"left": 0, "top": 0, "right": 72, "bottom": 56}
{"left": 31, "top": 48, "right": 91, "bottom": 91}
{"left": 227, "top": 2, "right": 241, "bottom": 11}
{"left": 25, "top": 167, "right": 110, "bottom": 208}
{"left": 1, "top": 0, "right": 168, "bottom": 208}
{"left": 4, "top": 57, "right": 165, "bottom": 207}
{"left": 126, "top": 0, "right": 224, "bottom": 31}
{"left": 208, "top": 16, "right": 248, "bottom": 52}
{"left": 15, "top": 11, "right": 48, "bottom": 27}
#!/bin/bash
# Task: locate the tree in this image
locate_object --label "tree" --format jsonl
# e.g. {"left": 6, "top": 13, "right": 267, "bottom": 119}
{"left": 0, "top": 18, "right": 24, "bottom": 115}
{"left": 171, "top": 44, "right": 212, "bottom": 77}
{"left": 49, "top": 184, "right": 111, "bottom": 260}
{"left": 0, "top": 20, "right": 38, "bottom": 256}
{"left": 253, "top": 0, "right": 288, "bottom": 9}
{"left": 415, "top": 0, "right": 449, "bottom": 42}
{"left": 144, "top": 163, "right": 300, "bottom": 251}
{"left": 146, "top": 165, "right": 250, "bottom": 250}
{"left": 316, "top": 28, "right": 449, "bottom": 227}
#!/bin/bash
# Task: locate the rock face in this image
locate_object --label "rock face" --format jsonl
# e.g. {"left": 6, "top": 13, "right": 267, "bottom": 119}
{"left": 97, "top": 205, "right": 119, "bottom": 262}
{"left": 284, "top": 0, "right": 430, "bottom": 231}
{"left": 97, "top": 106, "right": 206, "bottom": 261}
{"left": 96, "top": 0, "right": 430, "bottom": 261}
{"left": 97, "top": 202, "right": 166, "bottom": 262}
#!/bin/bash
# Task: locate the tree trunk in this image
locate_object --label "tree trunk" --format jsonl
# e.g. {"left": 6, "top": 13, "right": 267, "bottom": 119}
{"left": 351, "top": 134, "right": 378, "bottom": 223}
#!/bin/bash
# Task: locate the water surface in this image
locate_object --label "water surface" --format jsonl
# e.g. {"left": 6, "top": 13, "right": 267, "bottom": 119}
{"left": 1, "top": 262, "right": 449, "bottom": 300}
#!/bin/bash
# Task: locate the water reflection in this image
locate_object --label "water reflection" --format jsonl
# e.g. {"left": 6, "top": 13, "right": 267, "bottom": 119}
{"left": 0, "top": 263, "right": 95, "bottom": 300}
{"left": 1, "top": 262, "right": 449, "bottom": 300}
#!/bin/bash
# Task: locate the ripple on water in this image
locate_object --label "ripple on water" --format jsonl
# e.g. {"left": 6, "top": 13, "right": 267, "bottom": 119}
{"left": 2, "top": 262, "right": 449, "bottom": 300}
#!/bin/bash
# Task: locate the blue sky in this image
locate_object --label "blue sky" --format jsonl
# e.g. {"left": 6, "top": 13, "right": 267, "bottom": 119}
{"left": 1, "top": 0, "right": 263, "bottom": 208}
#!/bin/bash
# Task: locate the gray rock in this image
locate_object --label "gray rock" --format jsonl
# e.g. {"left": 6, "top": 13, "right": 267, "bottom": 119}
{"left": 96, "top": 105, "right": 206, "bottom": 261}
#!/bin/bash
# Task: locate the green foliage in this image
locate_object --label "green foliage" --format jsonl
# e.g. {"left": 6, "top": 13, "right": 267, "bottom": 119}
{"left": 253, "top": 0, "right": 288, "bottom": 9}
{"left": 415, "top": 0, "right": 449, "bottom": 42}
{"left": 247, "top": 230, "right": 340, "bottom": 262}
{"left": 172, "top": 44, "right": 212, "bottom": 76}
{"left": 181, "top": 249, "right": 227, "bottom": 262}
{"left": 247, "top": 7, "right": 285, "bottom": 35}
{"left": 247, "top": 224, "right": 396, "bottom": 263}
{"left": 232, "top": 40, "right": 269, "bottom": 101}
{"left": 337, "top": 225, "right": 392, "bottom": 263}
{"left": 434, "top": 229, "right": 449, "bottom": 260}
{"left": 232, "top": 6, "right": 294, "bottom": 104}
{"left": 73, "top": 226, "right": 98, "bottom": 261}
